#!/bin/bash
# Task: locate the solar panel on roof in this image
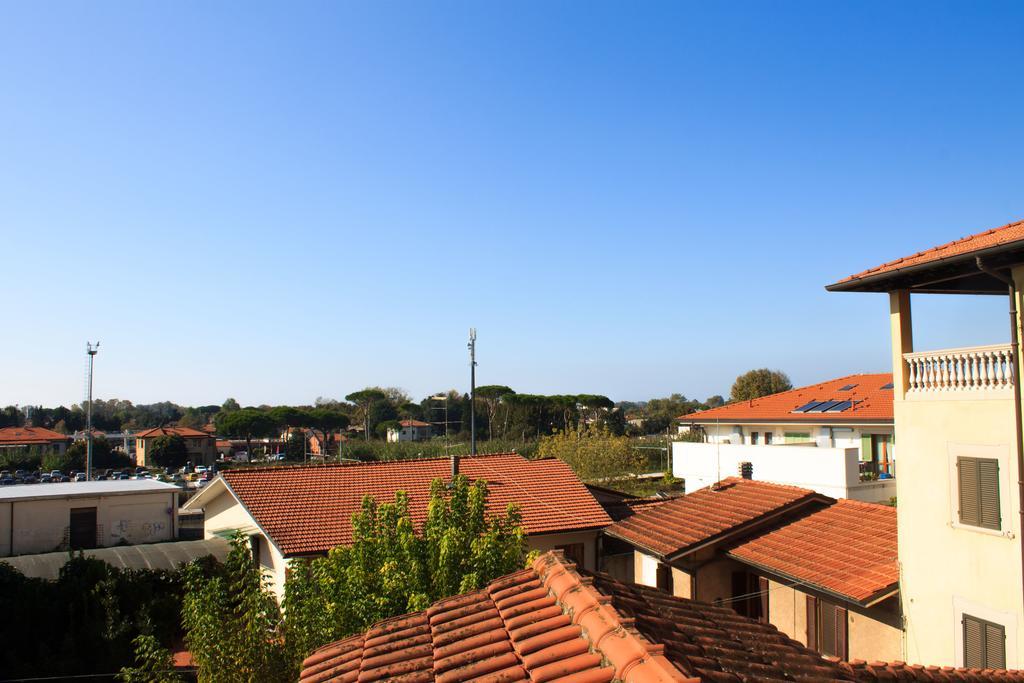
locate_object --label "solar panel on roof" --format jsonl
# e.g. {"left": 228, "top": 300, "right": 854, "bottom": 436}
{"left": 838, "top": 384, "right": 857, "bottom": 391}
{"left": 825, "top": 400, "right": 852, "bottom": 412}
{"left": 807, "top": 400, "right": 842, "bottom": 412}
{"left": 793, "top": 400, "right": 823, "bottom": 413}
{"left": 881, "top": 382, "right": 894, "bottom": 389}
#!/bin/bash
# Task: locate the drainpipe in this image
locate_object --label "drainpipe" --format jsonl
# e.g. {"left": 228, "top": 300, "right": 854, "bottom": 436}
{"left": 976, "top": 257, "right": 1024, "bottom": 615}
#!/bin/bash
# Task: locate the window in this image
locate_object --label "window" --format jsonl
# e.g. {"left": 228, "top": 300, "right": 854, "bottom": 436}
{"left": 555, "top": 542, "right": 585, "bottom": 568}
{"left": 806, "top": 595, "right": 847, "bottom": 659}
{"left": 656, "top": 562, "right": 673, "bottom": 593}
{"left": 963, "top": 614, "right": 1006, "bottom": 669}
{"left": 731, "top": 571, "right": 768, "bottom": 623}
{"left": 784, "top": 432, "right": 811, "bottom": 444}
{"left": 957, "top": 457, "right": 1000, "bottom": 530}
{"left": 751, "top": 432, "right": 760, "bottom": 445}
{"left": 764, "top": 432, "right": 773, "bottom": 445}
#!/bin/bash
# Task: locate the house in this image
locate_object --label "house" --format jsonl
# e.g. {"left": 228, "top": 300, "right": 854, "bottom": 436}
{"left": 827, "top": 217, "right": 1024, "bottom": 669}
{"left": 0, "top": 480, "right": 181, "bottom": 556}
{"left": 72, "top": 429, "right": 134, "bottom": 455}
{"left": 586, "top": 482, "right": 672, "bottom": 582}
{"left": 674, "top": 373, "right": 895, "bottom": 502}
{"left": 386, "top": 418, "right": 432, "bottom": 442}
{"left": 603, "top": 477, "right": 902, "bottom": 663}
{"left": 134, "top": 426, "right": 217, "bottom": 467}
{"left": 181, "top": 453, "right": 612, "bottom": 601}
{"left": 0, "top": 426, "right": 71, "bottom": 456}
{"left": 300, "top": 550, "right": 1023, "bottom": 683}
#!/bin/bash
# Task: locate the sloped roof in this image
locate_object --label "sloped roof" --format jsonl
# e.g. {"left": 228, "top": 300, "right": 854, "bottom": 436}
{"left": 0, "top": 426, "right": 70, "bottom": 444}
{"left": 398, "top": 419, "right": 431, "bottom": 428}
{"left": 677, "top": 373, "right": 893, "bottom": 424}
{"left": 305, "top": 551, "right": 991, "bottom": 683}
{"left": 605, "top": 478, "right": 829, "bottom": 559}
{"left": 135, "top": 426, "right": 213, "bottom": 439}
{"left": 830, "top": 218, "right": 1024, "bottom": 289}
{"left": 728, "top": 499, "right": 898, "bottom": 605}
{"left": 199, "top": 453, "right": 611, "bottom": 556}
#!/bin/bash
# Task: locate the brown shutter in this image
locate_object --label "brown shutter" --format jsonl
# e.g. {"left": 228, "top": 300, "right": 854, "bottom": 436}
{"left": 979, "top": 459, "right": 1001, "bottom": 530}
{"left": 835, "top": 606, "right": 848, "bottom": 660}
{"left": 759, "top": 576, "right": 770, "bottom": 624}
{"left": 806, "top": 595, "right": 818, "bottom": 650}
{"left": 958, "top": 457, "right": 980, "bottom": 526}
{"left": 963, "top": 615, "right": 984, "bottom": 668}
{"left": 985, "top": 621, "right": 1006, "bottom": 669}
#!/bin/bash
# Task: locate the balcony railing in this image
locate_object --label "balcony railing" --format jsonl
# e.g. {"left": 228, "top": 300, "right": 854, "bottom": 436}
{"left": 904, "top": 343, "right": 1014, "bottom": 393}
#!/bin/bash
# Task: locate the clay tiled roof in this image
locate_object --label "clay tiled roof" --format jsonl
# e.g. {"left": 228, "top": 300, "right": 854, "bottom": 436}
{"left": 301, "top": 551, "right": 874, "bottom": 683}
{"left": 399, "top": 419, "right": 432, "bottom": 428}
{"left": 135, "top": 426, "right": 213, "bottom": 439}
{"left": 605, "top": 478, "right": 828, "bottom": 559}
{"left": 678, "top": 373, "right": 893, "bottom": 424}
{"left": 213, "top": 453, "right": 611, "bottom": 556}
{"left": 839, "top": 660, "right": 1024, "bottom": 681}
{"left": 728, "top": 499, "right": 898, "bottom": 605}
{"left": 831, "top": 218, "right": 1024, "bottom": 288}
{"left": 0, "top": 426, "right": 70, "bottom": 444}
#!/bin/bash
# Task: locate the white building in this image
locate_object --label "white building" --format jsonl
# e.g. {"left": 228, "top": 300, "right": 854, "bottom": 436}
{"left": 674, "top": 373, "right": 895, "bottom": 502}
{"left": 0, "top": 480, "right": 181, "bottom": 557}
{"left": 386, "top": 419, "right": 432, "bottom": 443}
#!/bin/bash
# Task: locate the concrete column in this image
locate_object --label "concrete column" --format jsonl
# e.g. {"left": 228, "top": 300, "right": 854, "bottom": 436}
{"left": 889, "top": 290, "right": 913, "bottom": 397}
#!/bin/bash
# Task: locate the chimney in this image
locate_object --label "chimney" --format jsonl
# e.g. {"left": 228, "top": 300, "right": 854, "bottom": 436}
{"left": 451, "top": 454, "right": 460, "bottom": 478}
{"left": 738, "top": 461, "right": 753, "bottom": 480}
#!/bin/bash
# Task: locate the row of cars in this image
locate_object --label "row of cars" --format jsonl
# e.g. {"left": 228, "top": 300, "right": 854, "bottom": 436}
{"left": 0, "top": 465, "right": 218, "bottom": 487}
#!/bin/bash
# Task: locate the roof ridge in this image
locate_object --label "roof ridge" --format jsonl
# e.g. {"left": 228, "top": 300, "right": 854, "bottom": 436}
{"left": 222, "top": 451, "right": 524, "bottom": 474}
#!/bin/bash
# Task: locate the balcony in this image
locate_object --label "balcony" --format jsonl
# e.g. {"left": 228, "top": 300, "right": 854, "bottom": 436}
{"left": 903, "top": 343, "right": 1014, "bottom": 397}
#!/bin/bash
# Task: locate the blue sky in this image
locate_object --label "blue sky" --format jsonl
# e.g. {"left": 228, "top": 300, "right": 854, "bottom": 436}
{"left": 2, "top": 1, "right": 1022, "bottom": 407}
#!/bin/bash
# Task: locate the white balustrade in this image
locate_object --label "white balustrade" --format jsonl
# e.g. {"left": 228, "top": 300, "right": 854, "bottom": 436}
{"left": 903, "top": 343, "right": 1015, "bottom": 392}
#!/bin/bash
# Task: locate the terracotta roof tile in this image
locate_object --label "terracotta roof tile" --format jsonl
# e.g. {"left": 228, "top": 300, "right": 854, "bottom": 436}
{"left": 135, "top": 426, "right": 213, "bottom": 439}
{"left": 831, "top": 219, "right": 1024, "bottom": 287}
{"left": 0, "top": 426, "right": 70, "bottom": 444}
{"left": 678, "top": 374, "right": 893, "bottom": 424}
{"left": 218, "top": 453, "right": 612, "bottom": 556}
{"left": 605, "top": 478, "right": 828, "bottom": 558}
{"left": 399, "top": 419, "right": 432, "bottom": 428}
{"left": 727, "top": 499, "right": 898, "bottom": 604}
{"left": 839, "top": 659, "right": 1024, "bottom": 681}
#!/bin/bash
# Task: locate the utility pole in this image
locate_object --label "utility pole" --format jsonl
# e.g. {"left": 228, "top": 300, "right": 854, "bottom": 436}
{"left": 85, "top": 342, "right": 100, "bottom": 481}
{"left": 468, "top": 328, "right": 477, "bottom": 457}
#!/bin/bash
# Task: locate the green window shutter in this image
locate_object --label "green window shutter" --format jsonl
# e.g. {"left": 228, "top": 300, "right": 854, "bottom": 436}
{"left": 860, "top": 434, "right": 873, "bottom": 462}
{"left": 806, "top": 595, "right": 818, "bottom": 650}
{"left": 979, "top": 459, "right": 1001, "bottom": 530}
{"left": 785, "top": 432, "right": 811, "bottom": 444}
{"left": 958, "top": 458, "right": 981, "bottom": 526}
{"left": 964, "top": 615, "right": 984, "bottom": 668}
{"left": 985, "top": 621, "right": 1007, "bottom": 669}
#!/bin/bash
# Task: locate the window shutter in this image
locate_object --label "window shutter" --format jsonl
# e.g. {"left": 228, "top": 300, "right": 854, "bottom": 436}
{"left": 985, "top": 621, "right": 1006, "bottom": 669}
{"left": 758, "top": 576, "right": 770, "bottom": 624}
{"left": 835, "top": 607, "right": 848, "bottom": 660}
{"left": 958, "top": 458, "right": 981, "bottom": 526}
{"left": 806, "top": 595, "right": 818, "bottom": 650}
{"left": 964, "top": 615, "right": 984, "bottom": 668}
{"left": 979, "top": 459, "right": 1001, "bottom": 530}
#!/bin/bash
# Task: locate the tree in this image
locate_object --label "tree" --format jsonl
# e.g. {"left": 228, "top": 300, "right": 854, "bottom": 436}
{"left": 283, "top": 475, "right": 526, "bottom": 658}
{"left": 537, "top": 425, "right": 645, "bottom": 484}
{"left": 221, "top": 398, "right": 241, "bottom": 413}
{"left": 345, "top": 388, "right": 386, "bottom": 440}
{"left": 118, "top": 635, "right": 183, "bottom": 683}
{"left": 473, "top": 386, "right": 514, "bottom": 439}
{"left": 66, "top": 437, "right": 132, "bottom": 470}
{"left": 307, "top": 409, "right": 349, "bottom": 458}
{"left": 182, "top": 535, "right": 293, "bottom": 683}
{"left": 217, "top": 409, "right": 277, "bottom": 458}
{"left": 705, "top": 395, "right": 726, "bottom": 408}
{"left": 149, "top": 435, "right": 189, "bottom": 469}
{"left": 730, "top": 369, "right": 792, "bottom": 402}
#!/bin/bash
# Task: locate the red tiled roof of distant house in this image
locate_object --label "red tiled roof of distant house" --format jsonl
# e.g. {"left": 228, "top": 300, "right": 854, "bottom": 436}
{"left": 677, "top": 373, "right": 893, "bottom": 424}
{"left": 399, "top": 419, "right": 431, "bottom": 427}
{"left": 605, "top": 478, "right": 829, "bottom": 559}
{"left": 217, "top": 453, "right": 612, "bottom": 556}
{"left": 728, "top": 499, "right": 898, "bottom": 605}
{"left": 302, "top": 551, "right": 849, "bottom": 683}
{"left": 831, "top": 218, "right": 1024, "bottom": 286}
{"left": 135, "top": 426, "right": 213, "bottom": 439}
{"left": 839, "top": 659, "right": 1024, "bottom": 681}
{"left": 0, "top": 426, "right": 70, "bottom": 444}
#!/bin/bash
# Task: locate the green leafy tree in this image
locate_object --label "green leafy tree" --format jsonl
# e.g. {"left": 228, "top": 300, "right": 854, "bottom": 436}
{"left": 66, "top": 437, "right": 133, "bottom": 470}
{"left": 284, "top": 475, "right": 526, "bottom": 658}
{"left": 345, "top": 388, "right": 386, "bottom": 440}
{"left": 307, "top": 409, "right": 349, "bottom": 457}
{"left": 705, "top": 395, "right": 726, "bottom": 408}
{"left": 182, "top": 535, "right": 293, "bottom": 683}
{"left": 537, "top": 424, "right": 645, "bottom": 484}
{"left": 475, "top": 386, "right": 515, "bottom": 439}
{"left": 117, "top": 635, "right": 183, "bottom": 683}
{"left": 149, "top": 435, "right": 189, "bottom": 469}
{"left": 217, "top": 409, "right": 278, "bottom": 458}
{"left": 730, "top": 368, "right": 792, "bottom": 402}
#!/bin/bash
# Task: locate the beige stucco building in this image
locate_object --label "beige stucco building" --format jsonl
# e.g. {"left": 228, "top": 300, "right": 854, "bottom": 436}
{"left": 135, "top": 426, "right": 217, "bottom": 468}
{"left": 0, "top": 480, "right": 180, "bottom": 556}
{"left": 827, "top": 218, "right": 1024, "bottom": 669}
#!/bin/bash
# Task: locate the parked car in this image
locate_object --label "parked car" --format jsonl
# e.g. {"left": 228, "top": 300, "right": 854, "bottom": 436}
{"left": 73, "top": 472, "right": 88, "bottom": 482}
{"left": 49, "top": 470, "right": 63, "bottom": 479}
{"left": 0, "top": 476, "right": 15, "bottom": 486}
{"left": 117, "top": 472, "right": 130, "bottom": 480}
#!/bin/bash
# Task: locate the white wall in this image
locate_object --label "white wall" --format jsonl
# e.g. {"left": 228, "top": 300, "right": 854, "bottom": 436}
{"left": 673, "top": 441, "right": 896, "bottom": 503}
{"left": 0, "top": 491, "right": 177, "bottom": 556}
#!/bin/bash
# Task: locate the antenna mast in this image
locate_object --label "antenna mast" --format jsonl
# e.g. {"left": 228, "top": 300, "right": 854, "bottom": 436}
{"left": 468, "top": 328, "right": 477, "bottom": 457}
{"left": 85, "top": 342, "right": 100, "bottom": 481}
